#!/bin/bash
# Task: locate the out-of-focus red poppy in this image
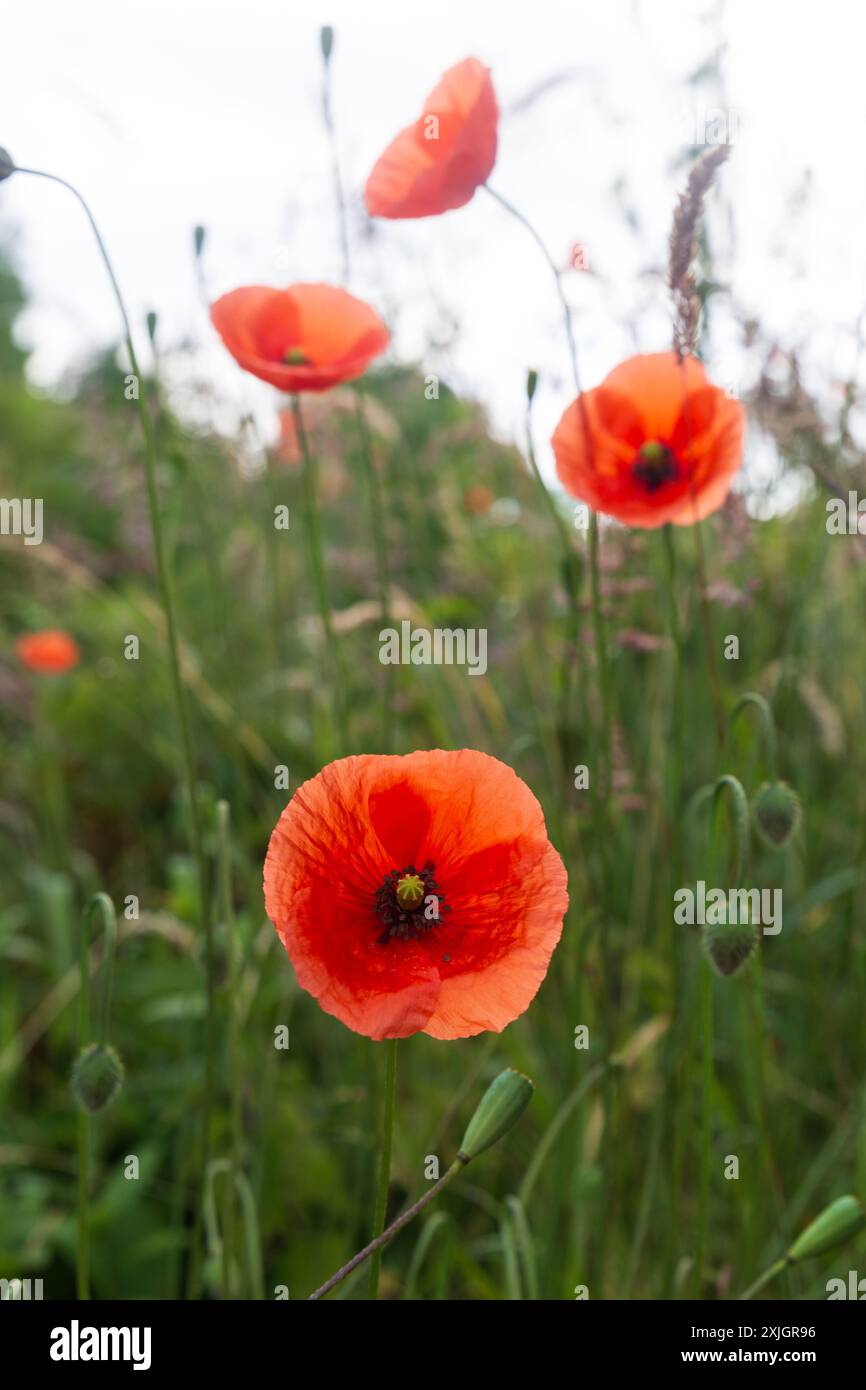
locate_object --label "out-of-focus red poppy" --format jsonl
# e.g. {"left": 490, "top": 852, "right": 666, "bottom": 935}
{"left": 552, "top": 352, "right": 745, "bottom": 528}
{"left": 211, "top": 283, "right": 389, "bottom": 393}
{"left": 15, "top": 629, "right": 80, "bottom": 674}
{"left": 365, "top": 57, "right": 498, "bottom": 219}
{"left": 464, "top": 484, "right": 494, "bottom": 515}
{"left": 263, "top": 750, "right": 567, "bottom": 1041}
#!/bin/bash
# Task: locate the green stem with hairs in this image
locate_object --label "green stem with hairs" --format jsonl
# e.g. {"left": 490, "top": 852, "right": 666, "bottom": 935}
{"left": 291, "top": 394, "right": 350, "bottom": 754}
{"left": 369, "top": 1038, "right": 399, "bottom": 1299}
{"left": 13, "top": 165, "right": 216, "bottom": 1300}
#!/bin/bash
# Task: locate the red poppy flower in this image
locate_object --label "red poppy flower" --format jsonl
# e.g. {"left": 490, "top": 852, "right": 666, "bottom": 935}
{"left": 365, "top": 57, "right": 498, "bottom": 220}
{"left": 552, "top": 352, "right": 745, "bottom": 528}
{"left": 15, "top": 629, "right": 80, "bottom": 674}
{"left": 263, "top": 750, "right": 567, "bottom": 1040}
{"left": 211, "top": 283, "right": 389, "bottom": 393}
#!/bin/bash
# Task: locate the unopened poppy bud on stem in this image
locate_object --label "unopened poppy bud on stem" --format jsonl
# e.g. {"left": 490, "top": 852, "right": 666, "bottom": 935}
{"left": 787, "top": 1194, "right": 865, "bottom": 1263}
{"left": 71, "top": 1042, "right": 124, "bottom": 1114}
{"left": 320, "top": 25, "right": 334, "bottom": 62}
{"left": 702, "top": 919, "right": 758, "bottom": 978}
{"left": 526, "top": 368, "right": 539, "bottom": 404}
{"left": 0, "top": 147, "right": 14, "bottom": 182}
{"left": 458, "top": 1068, "right": 534, "bottom": 1162}
{"left": 752, "top": 781, "right": 801, "bottom": 850}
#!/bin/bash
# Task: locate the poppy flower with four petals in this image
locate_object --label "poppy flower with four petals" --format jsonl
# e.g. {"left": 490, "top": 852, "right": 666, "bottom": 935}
{"left": 264, "top": 749, "right": 568, "bottom": 1040}
{"left": 365, "top": 57, "right": 498, "bottom": 220}
{"left": 210, "top": 283, "right": 389, "bottom": 393}
{"left": 552, "top": 352, "right": 745, "bottom": 528}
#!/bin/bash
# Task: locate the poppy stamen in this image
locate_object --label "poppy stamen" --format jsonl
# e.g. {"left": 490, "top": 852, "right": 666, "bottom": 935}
{"left": 283, "top": 347, "right": 312, "bottom": 365}
{"left": 374, "top": 860, "right": 450, "bottom": 945}
{"left": 633, "top": 439, "right": 678, "bottom": 493}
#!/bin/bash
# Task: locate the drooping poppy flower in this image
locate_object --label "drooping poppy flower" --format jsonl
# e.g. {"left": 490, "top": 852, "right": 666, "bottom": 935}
{"left": 263, "top": 750, "right": 567, "bottom": 1040}
{"left": 15, "top": 629, "right": 80, "bottom": 674}
{"left": 211, "top": 283, "right": 389, "bottom": 393}
{"left": 365, "top": 57, "right": 498, "bottom": 220}
{"left": 552, "top": 352, "right": 745, "bottom": 528}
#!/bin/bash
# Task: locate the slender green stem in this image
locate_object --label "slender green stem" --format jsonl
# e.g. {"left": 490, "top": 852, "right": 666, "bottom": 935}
{"left": 694, "top": 959, "right": 714, "bottom": 1296}
{"left": 484, "top": 182, "right": 614, "bottom": 793}
{"left": 291, "top": 394, "right": 350, "bottom": 754}
{"left": 14, "top": 166, "right": 215, "bottom": 1300}
{"left": 77, "top": 1106, "right": 90, "bottom": 1300}
{"left": 524, "top": 393, "right": 581, "bottom": 776}
{"left": 312, "top": 1153, "right": 465, "bottom": 1301}
{"left": 369, "top": 1037, "right": 399, "bottom": 1299}
{"left": 75, "top": 893, "right": 117, "bottom": 1301}
{"left": 218, "top": 802, "right": 243, "bottom": 1299}
{"left": 739, "top": 1256, "right": 789, "bottom": 1301}
{"left": 355, "top": 390, "right": 393, "bottom": 749}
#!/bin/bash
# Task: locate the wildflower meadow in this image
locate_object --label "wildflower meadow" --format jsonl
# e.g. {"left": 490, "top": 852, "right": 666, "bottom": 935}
{"left": 1, "top": 1, "right": 865, "bottom": 1353}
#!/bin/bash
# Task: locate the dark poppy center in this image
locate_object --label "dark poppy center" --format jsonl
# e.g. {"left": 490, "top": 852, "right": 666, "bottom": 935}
{"left": 283, "top": 347, "right": 312, "bottom": 365}
{"left": 633, "top": 440, "right": 678, "bottom": 493}
{"left": 374, "top": 860, "right": 450, "bottom": 944}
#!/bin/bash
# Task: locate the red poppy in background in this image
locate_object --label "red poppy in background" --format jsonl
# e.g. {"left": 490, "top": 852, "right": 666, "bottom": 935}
{"left": 552, "top": 352, "right": 745, "bottom": 528}
{"left": 211, "top": 283, "right": 389, "bottom": 393}
{"left": 365, "top": 57, "right": 498, "bottom": 219}
{"left": 264, "top": 750, "right": 567, "bottom": 1040}
{"left": 15, "top": 629, "right": 81, "bottom": 674}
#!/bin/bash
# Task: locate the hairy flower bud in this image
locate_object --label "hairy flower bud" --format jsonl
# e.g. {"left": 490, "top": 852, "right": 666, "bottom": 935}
{"left": 702, "top": 919, "right": 757, "bottom": 977}
{"left": 752, "top": 781, "right": 801, "bottom": 850}
{"left": 458, "top": 1068, "right": 534, "bottom": 1161}
{"left": 0, "top": 148, "right": 15, "bottom": 183}
{"left": 71, "top": 1043, "right": 124, "bottom": 1114}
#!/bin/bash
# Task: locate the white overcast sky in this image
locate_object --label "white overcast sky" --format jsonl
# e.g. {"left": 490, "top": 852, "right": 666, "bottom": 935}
{"left": 2, "top": 0, "right": 865, "bottom": 494}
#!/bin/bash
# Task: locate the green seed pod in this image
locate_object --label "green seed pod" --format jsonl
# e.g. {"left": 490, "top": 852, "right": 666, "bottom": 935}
{"left": 752, "top": 781, "right": 801, "bottom": 850}
{"left": 787, "top": 1195, "right": 865, "bottom": 1264}
{"left": 320, "top": 26, "right": 334, "bottom": 62}
{"left": 458, "top": 1068, "right": 534, "bottom": 1162}
{"left": 702, "top": 919, "right": 757, "bottom": 977}
{"left": 0, "top": 148, "right": 14, "bottom": 182}
{"left": 71, "top": 1043, "right": 124, "bottom": 1114}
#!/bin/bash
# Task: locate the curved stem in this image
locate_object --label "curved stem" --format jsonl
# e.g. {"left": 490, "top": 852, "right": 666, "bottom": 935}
{"left": 369, "top": 1038, "right": 399, "bottom": 1299}
{"left": 711, "top": 773, "right": 751, "bottom": 888}
{"left": 14, "top": 166, "right": 215, "bottom": 1299}
{"left": 729, "top": 692, "right": 780, "bottom": 780}
{"left": 311, "top": 1155, "right": 466, "bottom": 1301}
{"left": 483, "top": 182, "right": 613, "bottom": 795}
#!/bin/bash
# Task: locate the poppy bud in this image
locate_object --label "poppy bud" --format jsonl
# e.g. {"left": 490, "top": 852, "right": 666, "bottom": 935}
{"left": 787, "top": 1195, "right": 865, "bottom": 1264}
{"left": 752, "top": 781, "right": 800, "bottom": 850}
{"left": 458, "top": 1068, "right": 534, "bottom": 1162}
{"left": 71, "top": 1042, "right": 124, "bottom": 1114}
{"left": 320, "top": 26, "right": 334, "bottom": 62}
{"left": 193, "top": 225, "right": 206, "bottom": 259}
{"left": 702, "top": 919, "right": 757, "bottom": 977}
{"left": 146, "top": 310, "right": 158, "bottom": 346}
{"left": 526, "top": 369, "right": 539, "bottom": 403}
{"left": 0, "top": 147, "right": 14, "bottom": 182}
